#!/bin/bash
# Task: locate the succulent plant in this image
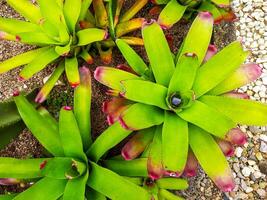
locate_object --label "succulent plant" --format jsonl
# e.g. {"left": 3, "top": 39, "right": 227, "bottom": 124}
{"left": 93, "top": 12, "right": 266, "bottom": 192}
{"left": 80, "top": 0, "right": 148, "bottom": 64}
{"left": 0, "top": 0, "right": 107, "bottom": 103}
{"left": 0, "top": 67, "right": 151, "bottom": 200}
{"left": 0, "top": 90, "right": 37, "bottom": 150}
{"left": 153, "top": 0, "right": 236, "bottom": 28}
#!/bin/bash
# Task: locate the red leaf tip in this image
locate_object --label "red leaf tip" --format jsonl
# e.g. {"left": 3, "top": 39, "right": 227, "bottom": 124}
{"left": 214, "top": 175, "right": 235, "bottom": 192}
{"left": 199, "top": 12, "right": 213, "bottom": 21}
{"left": 142, "top": 19, "right": 157, "bottom": 29}
{"left": 164, "top": 170, "right": 181, "bottom": 178}
{"left": 63, "top": 106, "right": 72, "bottom": 111}
{"left": 13, "top": 90, "right": 20, "bottom": 97}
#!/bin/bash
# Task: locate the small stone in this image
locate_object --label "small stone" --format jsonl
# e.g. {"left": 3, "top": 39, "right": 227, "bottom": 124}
{"left": 256, "top": 189, "right": 266, "bottom": 198}
{"left": 252, "top": 171, "right": 262, "bottom": 179}
{"left": 256, "top": 152, "right": 263, "bottom": 161}
{"left": 260, "top": 134, "right": 267, "bottom": 142}
{"left": 235, "top": 147, "right": 243, "bottom": 158}
{"left": 245, "top": 187, "right": 253, "bottom": 193}
{"left": 260, "top": 141, "right": 267, "bottom": 153}
{"left": 259, "top": 161, "right": 267, "bottom": 175}
{"left": 241, "top": 167, "right": 251, "bottom": 177}
{"left": 248, "top": 160, "right": 256, "bottom": 166}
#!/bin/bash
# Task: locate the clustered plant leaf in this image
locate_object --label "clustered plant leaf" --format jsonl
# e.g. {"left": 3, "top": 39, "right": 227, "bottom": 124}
{"left": 80, "top": 0, "right": 148, "bottom": 64}
{"left": 93, "top": 12, "right": 266, "bottom": 192}
{"left": 0, "top": 1, "right": 265, "bottom": 199}
{"left": 153, "top": 0, "right": 236, "bottom": 28}
{"left": 0, "top": 68, "right": 154, "bottom": 200}
{"left": 0, "top": 0, "right": 107, "bottom": 103}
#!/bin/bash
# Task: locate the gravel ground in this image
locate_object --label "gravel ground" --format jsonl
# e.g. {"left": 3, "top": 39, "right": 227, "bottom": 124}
{"left": 0, "top": 0, "right": 266, "bottom": 199}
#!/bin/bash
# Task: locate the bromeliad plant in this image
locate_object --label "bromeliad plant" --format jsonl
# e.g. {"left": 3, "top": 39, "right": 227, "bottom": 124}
{"left": 154, "top": 0, "right": 236, "bottom": 28}
{"left": 0, "top": 0, "right": 107, "bottom": 103}
{"left": 92, "top": 12, "right": 266, "bottom": 192}
{"left": 80, "top": 0, "right": 148, "bottom": 64}
{"left": 0, "top": 67, "right": 151, "bottom": 200}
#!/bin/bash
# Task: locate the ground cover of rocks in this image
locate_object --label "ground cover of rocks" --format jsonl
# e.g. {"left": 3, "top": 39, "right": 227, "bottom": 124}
{"left": 0, "top": 0, "right": 266, "bottom": 199}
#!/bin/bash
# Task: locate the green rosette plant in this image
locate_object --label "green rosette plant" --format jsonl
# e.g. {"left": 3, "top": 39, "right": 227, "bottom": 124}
{"left": 0, "top": 0, "right": 107, "bottom": 103}
{"left": 79, "top": 0, "right": 148, "bottom": 64}
{"left": 92, "top": 12, "right": 266, "bottom": 192}
{"left": 0, "top": 67, "right": 151, "bottom": 200}
{"left": 152, "top": 0, "right": 236, "bottom": 28}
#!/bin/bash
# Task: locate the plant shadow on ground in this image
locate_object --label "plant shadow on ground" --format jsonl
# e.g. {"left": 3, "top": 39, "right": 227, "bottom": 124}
{"left": 0, "top": 0, "right": 236, "bottom": 198}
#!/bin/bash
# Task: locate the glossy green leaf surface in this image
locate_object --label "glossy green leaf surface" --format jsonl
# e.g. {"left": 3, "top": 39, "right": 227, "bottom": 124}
{"left": 121, "top": 80, "right": 168, "bottom": 109}
{"left": 178, "top": 100, "right": 235, "bottom": 138}
{"left": 193, "top": 41, "right": 249, "bottom": 97}
{"left": 162, "top": 112, "right": 188, "bottom": 173}
{"left": 88, "top": 162, "right": 150, "bottom": 200}
{"left": 142, "top": 22, "right": 175, "bottom": 87}
{"left": 200, "top": 95, "right": 267, "bottom": 126}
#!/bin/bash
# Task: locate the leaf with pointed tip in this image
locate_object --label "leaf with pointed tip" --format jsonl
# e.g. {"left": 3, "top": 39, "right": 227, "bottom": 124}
{"left": 63, "top": 172, "right": 88, "bottom": 200}
{"left": 208, "top": 63, "right": 262, "bottom": 95}
{"left": 0, "top": 47, "right": 50, "bottom": 74}
{"left": 122, "top": 127, "right": 155, "bottom": 160}
{"left": 19, "top": 48, "right": 59, "bottom": 80}
{"left": 104, "top": 158, "right": 148, "bottom": 177}
{"left": 63, "top": 0, "right": 81, "bottom": 33}
{"left": 88, "top": 162, "right": 150, "bottom": 200}
{"left": 74, "top": 67, "right": 92, "bottom": 150}
{"left": 94, "top": 67, "right": 140, "bottom": 91}
{"left": 158, "top": 0, "right": 187, "bottom": 29}
{"left": 59, "top": 107, "right": 85, "bottom": 160}
{"left": 0, "top": 17, "right": 40, "bottom": 34}
{"left": 35, "top": 62, "right": 64, "bottom": 104}
{"left": 65, "top": 57, "right": 80, "bottom": 87}
{"left": 200, "top": 95, "right": 267, "bottom": 126}
{"left": 0, "top": 157, "right": 47, "bottom": 178}
{"left": 121, "top": 80, "right": 168, "bottom": 109}
{"left": 13, "top": 177, "right": 67, "bottom": 200}
{"left": 76, "top": 28, "right": 107, "bottom": 46}
{"left": 176, "top": 12, "right": 213, "bottom": 65}
{"left": 193, "top": 41, "right": 249, "bottom": 98}
{"left": 6, "top": 0, "right": 42, "bottom": 24}
{"left": 93, "top": 0, "right": 108, "bottom": 28}
{"left": 189, "top": 125, "right": 235, "bottom": 192}
{"left": 79, "top": 0, "right": 93, "bottom": 20}
{"left": 142, "top": 22, "right": 175, "bottom": 86}
{"left": 169, "top": 53, "right": 199, "bottom": 94}
{"left": 116, "top": 39, "right": 148, "bottom": 76}
{"left": 116, "top": 18, "right": 145, "bottom": 37}
{"left": 120, "top": 0, "right": 148, "bottom": 22}
{"left": 162, "top": 112, "right": 188, "bottom": 173}
{"left": 178, "top": 101, "right": 236, "bottom": 138}
{"left": 37, "top": 0, "right": 66, "bottom": 26}
{"left": 14, "top": 95, "right": 64, "bottom": 156}
{"left": 148, "top": 126, "right": 163, "bottom": 180}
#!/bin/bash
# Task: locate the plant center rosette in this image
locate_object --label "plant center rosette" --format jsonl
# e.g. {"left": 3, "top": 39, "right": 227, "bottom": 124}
{"left": 92, "top": 12, "right": 266, "bottom": 192}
